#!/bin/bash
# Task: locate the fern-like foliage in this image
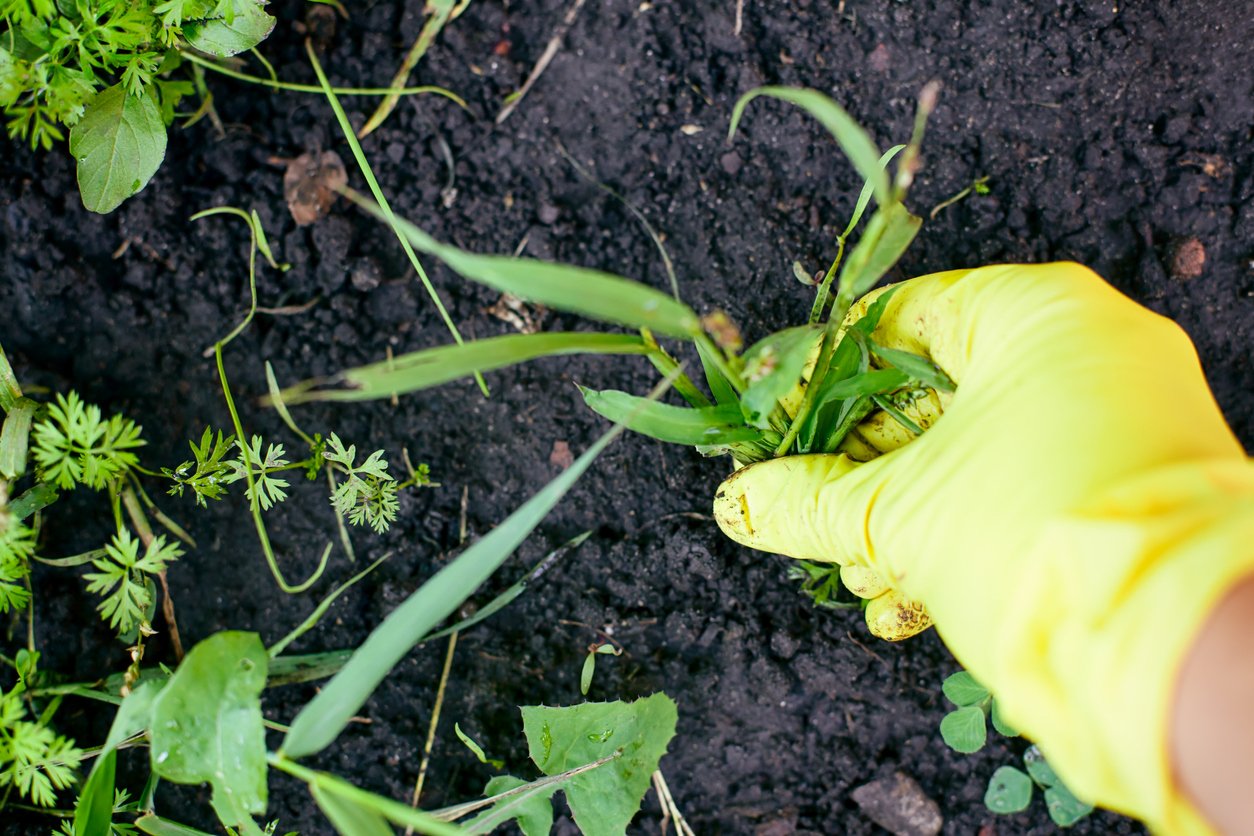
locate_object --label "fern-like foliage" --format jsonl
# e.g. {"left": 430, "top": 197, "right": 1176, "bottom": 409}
{"left": 83, "top": 529, "right": 180, "bottom": 634}
{"left": 163, "top": 427, "right": 237, "bottom": 507}
{"left": 57, "top": 788, "right": 141, "bottom": 835}
{"left": 324, "top": 433, "right": 399, "bottom": 534}
{"left": 31, "top": 392, "right": 143, "bottom": 490}
{"left": 230, "top": 435, "right": 290, "bottom": 512}
{"left": 0, "top": 513, "right": 34, "bottom": 613}
{"left": 0, "top": 687, "right": 84, "bottom": 807}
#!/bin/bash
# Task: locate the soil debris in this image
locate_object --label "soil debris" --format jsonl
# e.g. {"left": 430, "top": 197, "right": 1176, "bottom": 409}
{"left": 851, "top": 772, "right": 943, "bottom": 836}
{"left": 282, "top": 149, "right": 347, "bottom": 226}
{"left": 1169, "top": 237, "right": 1206, "bottom": 281}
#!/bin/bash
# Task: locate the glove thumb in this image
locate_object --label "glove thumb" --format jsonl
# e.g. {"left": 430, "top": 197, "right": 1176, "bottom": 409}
{"left": 714, "top": 453, "right": 890, "bottom": 569}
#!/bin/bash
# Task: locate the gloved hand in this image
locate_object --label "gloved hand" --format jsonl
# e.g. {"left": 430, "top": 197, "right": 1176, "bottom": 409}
{"left": 713, "top": 263, "right": 1254, "bottom": 834}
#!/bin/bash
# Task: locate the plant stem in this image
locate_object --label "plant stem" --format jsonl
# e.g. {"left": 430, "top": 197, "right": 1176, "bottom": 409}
{"left": 179, "top": 50, "right": 468, "bottom": 106}
{"left": 808, "top": 237, "right": 846, "bottom": 325}
{"left": 121, "top": 486, "right": 185, "bottom": 662}
{"left": 406, "top": 631, "right": 458, "bottom": 834}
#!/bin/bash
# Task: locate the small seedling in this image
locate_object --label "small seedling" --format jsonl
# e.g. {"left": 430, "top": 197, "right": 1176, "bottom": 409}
{"left": 579, "top": 642, "right": 622, "bottom": 696}
{"left": 938, "top": 670, "right": 1017, "bottom": 753}
{"left": 985, "top": 745, "right": 1094, "bottom": 827}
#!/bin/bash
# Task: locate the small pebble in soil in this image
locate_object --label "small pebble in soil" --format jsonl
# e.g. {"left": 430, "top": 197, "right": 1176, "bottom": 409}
{"left": 720, "top": 151, "right": 743, "bottom": 175}
{"left": 350, "top": 256, "right": 383, "bottom": 292}
{"left": 851, "top": 772, "right": 943, "bottom": 836}
{"left": 1169, "top": 236, "right": 1206, "bottom": 280}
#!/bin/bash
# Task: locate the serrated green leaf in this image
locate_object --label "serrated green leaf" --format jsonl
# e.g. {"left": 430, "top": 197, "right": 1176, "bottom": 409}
{"left": 740, "top": 326, "right": 819, "bottom": 428}
{"left": 939, "top": 705, "right": 986, "bottom": 753}
{"left": 522, "top": 694, "right": 677, "bottom": 836}
{"left": 1044, "top": 783, "right": 1094, "bottom": 827}
{"left": 149, "top": 632, "right": 268, "bottom": 824}
{"left": 990, "top": 698, "right": 1018, "bottom": 738}
{"left": 729, "top": 87, "right": 888, "bottom": 206}
{"left": 836, "top": 203, "right": 922, "bottom": 305}
{"left": 1023, "top": 744, "right": 1058, "bottom": 787}
{"left": 941, "top": 671, "right": 990, "bottom": 707}
{"left": 183, "top": 1, "right": 275, "bottom": 57}
{"left": 868, "top": 341, "right": 955, "bottom": 392}
{"left": 69, "top": 85, "right": 167, "bottom": 214}
{"left": 580, "top": 387, "right": 762, "bottom": 446}
{"left": 984, "top": 766, "right": 1033, "bottom": 814}
{"left": 281, "top": 333, "right": 650, "bottom": 404}
{"left": 465, "top": 775, "right": 556, "bottom": 836}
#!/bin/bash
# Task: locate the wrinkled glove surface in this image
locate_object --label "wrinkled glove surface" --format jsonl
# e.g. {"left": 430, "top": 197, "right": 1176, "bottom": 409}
{"left": 714, "top": 262, "right": 1254, "bottom": 834}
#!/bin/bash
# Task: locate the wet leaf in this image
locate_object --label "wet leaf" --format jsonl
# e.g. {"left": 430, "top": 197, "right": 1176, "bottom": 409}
{"left": 183, "top": 1, "right": 276, "bottom": 57}
{"left": 984, "top": 766, "right": 1033, "bottom": 814}
{"left": 149, "top": 632, "right": 268, "bottom": 824}
{"left": 69, "top": 84, "right": 167, "bottom": 214}
{"left": 1045, "top": 783, "right": 1094, "bottom": 827}
{"left": 580, "top": 387, "right": 762, "bottom": 446}
{"left": 990, "top": 698, "right": 1018, "bottom": 738}
{"left": 284, "top": 150, "right": 348, "bottom": 226}
{"left": 521, "top": 694, "right": 677, "bottom": 836}
{"left": 1023, "top": 745, "right": 1058, "bottom": 786}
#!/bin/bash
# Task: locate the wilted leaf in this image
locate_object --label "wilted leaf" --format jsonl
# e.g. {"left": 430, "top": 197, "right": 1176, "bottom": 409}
{"left": 284, "top": 150, "right": 348, "bottom": 226}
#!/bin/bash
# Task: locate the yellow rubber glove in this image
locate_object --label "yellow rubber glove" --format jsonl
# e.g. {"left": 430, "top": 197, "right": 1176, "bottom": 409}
{"left": 713, "top": 263, "right": 1254, "bottom": 834}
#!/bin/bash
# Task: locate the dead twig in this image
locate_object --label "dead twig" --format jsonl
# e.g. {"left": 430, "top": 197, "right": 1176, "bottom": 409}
{"left": 496, "top": 0, "right": 588, "bottom": 125}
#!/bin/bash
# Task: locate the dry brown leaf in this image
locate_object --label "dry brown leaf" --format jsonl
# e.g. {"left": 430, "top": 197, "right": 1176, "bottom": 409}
{"left": 283, "top": 150, "right": 347, "bottom": 226}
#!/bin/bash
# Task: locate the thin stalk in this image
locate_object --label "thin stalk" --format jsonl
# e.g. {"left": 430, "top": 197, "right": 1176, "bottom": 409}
{"left": 216, "top": 345, "right": 328, "bottom": 593}
{"left": 405, "top": 632, "right": 458, "bottom": 834}
{"left": 179, "top": 50, "right": 468, "bottom": 105}
{"left": 304, "top": 40, "right": 488, "bottom": 397}
{"left": 808, "top": 237, "right": 846, "bottom": 325}
{"left": 121, "top": 487, "right": 184, "bottom": 661}
{"left": 358, "top": 0, "right": 460, "bottom": 138}
{"left": 193, "top": 207, "right": 259, "bottom": 354}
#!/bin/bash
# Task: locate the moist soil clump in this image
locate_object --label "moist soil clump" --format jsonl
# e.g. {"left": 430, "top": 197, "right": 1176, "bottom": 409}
{"left": 3, "top": 1, "right": 1251, "bottom": 833}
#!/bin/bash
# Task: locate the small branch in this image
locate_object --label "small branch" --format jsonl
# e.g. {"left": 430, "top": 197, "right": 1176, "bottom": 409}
{"left": 405, "top": 632, "right": 459, "bottom": 834}
{"left": 121, "top": 487, "right": 184, "bottom": 662}
{"left": 496, "top": 0, "right": 588, "bottom": 124}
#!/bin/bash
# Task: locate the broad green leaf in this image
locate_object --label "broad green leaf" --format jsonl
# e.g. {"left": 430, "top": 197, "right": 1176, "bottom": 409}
{"left": 136, "top": 816, "right": 216, "bottom": 836}
{"left": 1023, "top": 744, "right": 1058, "bottom": 787}
{"left": 69, "top": 85, "right": 167, "bottom": 214}
{"left": 984, "top": 766, "right": 1033, "bottom": 814}
{"left": 1044, "top": 784, "right": 1094, "bottom": 827}
{"left": 465, "top": 775, "right": 556, "bottom": 836}
{"left": 0, "top": 396, "right": 35, "bottom": 478}
{"left": 939, "top": 705, "right": 986, "bottom": 754}
{"left": 522, "top": 694, "right": 677, "bottom": 836}
{"left": 740, "top": 326, "right": 819, "bottom": 428}
{"left": 819, "top": 368, "right": 910, "bottom": 400}
{"left": 580, "top": 387, "right": 761, "bottom": 446}
{"left": 183, "top": 1, "right": 276, "bottom": 57}
{"left": 836, "top": 203, "right": 922, "bottom": 305}
{"left": 360, "top": 203, "right": 701, "bottom": 338}
{"left": 695, "top": 339, "right": 738, "bottom": 406}
{"left": 868, "top": 341, "right": 955, "bottom": 392}
{"left": 72, "top": 749, "right": 116, "bottom": 836}
{"left": 729, "top": 87, "right": 889, "bottom": 206}
{"left": 0, "top": 344, "right": 20, "bottom": 412}
{"left": 281, "top": 332, "right": 650, "bottom": 404}
{"left": 313, "top": 782, "right": 394, "bottom": 836}
{"left": 941, "top": 671, "right": 990, "bottom": 708}
{"left": 283, "top": 427, "right": 625, "bottom": 758}
{"left": 990, "top": 698, "right": 1018, "bottom": 738}
{"left": 149, "top": 632, "right": 268, "bottom": 823}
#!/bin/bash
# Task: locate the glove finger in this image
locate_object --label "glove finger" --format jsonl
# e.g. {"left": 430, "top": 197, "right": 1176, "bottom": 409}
{"left": 714, "top": 452, "right": 892, "bottom": 566}
{"left": 865, "top": 589, "right": 932, "bottom": 641}
{"left": 840, "top": 564, "right": 889, "bottom": 598}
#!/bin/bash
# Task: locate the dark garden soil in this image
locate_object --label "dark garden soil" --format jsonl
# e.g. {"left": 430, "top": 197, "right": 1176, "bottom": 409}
{"left": 3, "top": 1, "right": 1253, "bottom": 833}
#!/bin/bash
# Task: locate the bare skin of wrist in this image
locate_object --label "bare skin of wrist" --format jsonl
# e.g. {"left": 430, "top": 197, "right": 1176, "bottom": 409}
{"left": 1172, "top": 573, "right": 1254, "bottom": 833}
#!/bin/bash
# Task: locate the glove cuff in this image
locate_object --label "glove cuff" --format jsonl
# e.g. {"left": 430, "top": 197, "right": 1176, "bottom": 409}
{"left": 992, "top": 457, "right": 1254, "bottom": 834}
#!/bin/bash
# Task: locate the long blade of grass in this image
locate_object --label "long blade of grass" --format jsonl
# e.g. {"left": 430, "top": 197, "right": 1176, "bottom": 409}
{"left": 357, "top": 0, "right": 460, "bottom": 139}
{"left": 268, "top": 552, "right": 393, "bottom": 658}
{"left": 0, "top": 344, "right": 21, "bottom": 412}
{"left": 7, "top": 482, "right": 58, "bottom": 522}
{"left": 343, "top": 189, "right": 702, "bottom": 338}
{"left": 305, "top": 40, "right": 488, "bottom": 397}
{"left": 696, "top": 338, "right": 738, "bottom": 407}
{"left": 867, "top": 341, "right": 956, "bottom": 392}
{"left": 0, "top": 397, "right": 35, "bottom": 478}
{"left": 842, "top": 144, "right": 906, "bottom": 239}
{"left": 729, "top": 87, "right": 889, "bottom": 206}
{"left": 278, "top": 332, "right": 651, "bottom": 405}
{"left": 579, "top": 387, "right": 762, "bottom": 445}
{"left": 834, "top": 203, "right": 921, "bottom": 314}
{"left": 281, "top": 421, "right": 630, "bottom": 758}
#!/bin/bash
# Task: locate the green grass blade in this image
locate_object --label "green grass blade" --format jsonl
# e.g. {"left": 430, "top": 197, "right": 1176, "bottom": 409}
{"left": 344, "top": 190, "right": 702, "bottom": 337}
{"left": 278, "top": 332, "right": 651, "bottom": 405}
{"left": 580, "top": 386, "right": 762, "bottom": 446}
{"left": 696, "top": 338, "right": 738, "bottom": 406}
{"left": 136, "top": 816, "right": 216, "bottom": 836}
{"left": 739, "top": 326, "right": 819, "bottom": 428}
{"left": 868, "top": 341, "right": 956, "bottom": 392}
{"left": 0, "top": 344, "right": 21, "bottom": 412}
{"left": 0, "top": 396, "right": 35, "bottom": 478}
{"left": 7, "top": 482, "right": 58, "bottom": 522}
{"left": 305, "top": 41, "right": 488, "bottom": 397}
{"left": 842, "top": 144, "right": 906, "bottom": 239}
{"left": 268, "top": 552, "right": 393, "bottom": 658}
{"left": 835, "top": 203, "right": 922, "bottom": 310}
{"left": 729, "top": 87, "right": 889, "bottom": 206}
{"left": 820, "top": 368, "right": 911, "bottom": 400}
{"left": 281, "top": 425, "right": 628, "bottom": 759}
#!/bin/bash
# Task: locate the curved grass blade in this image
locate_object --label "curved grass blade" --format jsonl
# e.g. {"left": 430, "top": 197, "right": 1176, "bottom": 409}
{"left": 278, "top": 332, "right": 650, "bottom": 405}
{"left": 835, "top": 203, "right": 922, "bottom": 311}
{"left": 0, "top": 396, "right": 35, "bottom": 478}
{"left": 344, "top": 190, "right": 702, "bottom": 337}
{"left": 579, "top": 387, "right": 763, "bottom": 446}
{"left": 281, "top": 424, "right": 630, "bottom": 758}
{"left": 729, "top": 87, "right": 888, "bottom": 206}
{"left": 0, "top": 344, "right": 21, "bottom": 412}
{"left": 867, "top": 341, "right": 956, "bottom": 392}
